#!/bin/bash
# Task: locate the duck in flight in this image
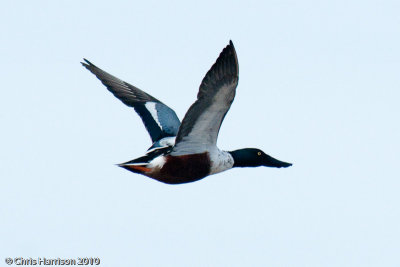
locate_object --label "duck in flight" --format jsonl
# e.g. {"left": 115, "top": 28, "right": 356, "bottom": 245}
{"left": 82, "top": 41, "right": 292, "bottom": 184}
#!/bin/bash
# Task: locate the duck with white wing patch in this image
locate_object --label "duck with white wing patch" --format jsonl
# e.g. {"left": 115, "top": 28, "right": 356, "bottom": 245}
{"left": 82, "top": 40, "right": 292, "bottom": 184}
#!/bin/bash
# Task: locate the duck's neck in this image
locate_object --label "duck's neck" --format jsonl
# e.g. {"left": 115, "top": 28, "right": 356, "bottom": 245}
{"left": 229, "top": 149, "right": 257, "bottom": 167}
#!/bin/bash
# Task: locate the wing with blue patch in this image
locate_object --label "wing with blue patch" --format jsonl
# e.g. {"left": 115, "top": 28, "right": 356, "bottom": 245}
{"left": 172, "top": 41, "right": 239, "bottom": 155}
{"left": 81, "top": 59, "right": 181, "bottom": 143}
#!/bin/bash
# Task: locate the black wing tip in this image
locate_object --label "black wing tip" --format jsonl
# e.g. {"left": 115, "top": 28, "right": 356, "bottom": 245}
{"left": 212, "top": 40, "right": 238, "bottom": 74}
{"left": 227, "top": 40, "right": 236, "bottom": 59}
{"left": 224, "top": 40, "right": 239, "bottom": 77}
{"left": 81, "top": 58, "right": 96, "bottom": 69}
{"left": 196, "top": 40, "right": 239, "bottom": 97}
{"left": 225, "top": 40, "right": 235, "bottom": 53}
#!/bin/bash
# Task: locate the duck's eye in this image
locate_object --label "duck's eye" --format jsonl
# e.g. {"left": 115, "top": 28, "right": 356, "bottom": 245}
{"left": 257, "top": 152, "right": 261, "bottom": 156}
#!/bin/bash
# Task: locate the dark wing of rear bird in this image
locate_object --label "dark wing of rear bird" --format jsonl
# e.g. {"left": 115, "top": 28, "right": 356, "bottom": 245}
{"left": 81, "top": 59, "right": 181, "bottom": 143}
{"left": 171, "top": 41, "right": 239, "bottom": 156}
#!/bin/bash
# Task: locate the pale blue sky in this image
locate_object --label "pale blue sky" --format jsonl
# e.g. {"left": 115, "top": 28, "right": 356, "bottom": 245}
{"left": 1, "top": 0, "right": 399, "bottom": 266}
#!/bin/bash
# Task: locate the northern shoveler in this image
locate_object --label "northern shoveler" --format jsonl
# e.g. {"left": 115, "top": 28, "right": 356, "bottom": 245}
{"left": 82, "top": 41, "right": 292, "bottom": 184}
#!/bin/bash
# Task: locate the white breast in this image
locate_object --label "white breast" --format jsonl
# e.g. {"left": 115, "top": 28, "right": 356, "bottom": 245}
{"left": 209, "top": 149, "right": 234, "bottom": 175}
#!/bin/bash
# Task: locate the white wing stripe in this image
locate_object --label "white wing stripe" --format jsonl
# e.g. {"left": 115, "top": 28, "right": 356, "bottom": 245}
{"left": 145, "top": 102, "right": 163, "bottom": 129}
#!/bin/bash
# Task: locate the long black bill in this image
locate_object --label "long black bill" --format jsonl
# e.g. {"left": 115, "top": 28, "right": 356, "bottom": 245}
{"left": 264, "top": 155, "right": 292, "bottom": 168}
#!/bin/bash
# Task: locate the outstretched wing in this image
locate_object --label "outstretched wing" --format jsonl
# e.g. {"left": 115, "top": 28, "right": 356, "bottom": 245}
{"left": 171, "top": 41, "right": 239, "bottom": 156}
{"left": 81, "top": 59, "right": 181, "bottom": 143}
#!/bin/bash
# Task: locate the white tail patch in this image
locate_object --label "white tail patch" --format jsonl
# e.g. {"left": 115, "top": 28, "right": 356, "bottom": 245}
{"left": 148, "top": 156, "right": 166, "bottom": 169}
